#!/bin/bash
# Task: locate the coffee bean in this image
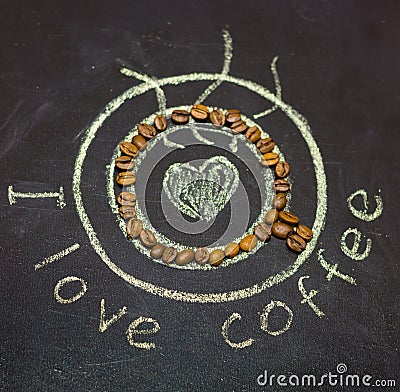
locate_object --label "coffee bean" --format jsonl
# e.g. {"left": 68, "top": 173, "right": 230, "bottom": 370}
{"left": 254, "top": 222, "right": 272, "bottom": 242}
{"left": 240, "top": 234, "right": 258, "bottom": 252}
{"left": 272, "top": 193, "right": 287, "bottom": 210}
{"left": 140, "top": 229, "right": 157, "bottom": 248}
{"left": 224, "top": 242, "right": 239, "bottom": 258}
{"left": 279, "top": 211, "right": 299, "bottom": 226}
{"left": 137, "top": 123, "right": 157, "bottom": 139}
{"left": 116, "top": 171, "right": 136, "bottom": 186}
{"left": 264, "top": 209, "right": 279, "bottom": 225}
{"left": 286, "top": 233, "right": 306, "bottom": 253}
{"left": 271, "top": 221, "right": 293, "bottom": 239}
{"left": 150, "top": 243, "right": 166, "bottom": 259}
{"left": 132, "top": 135, "right": 147, "bottom": 150}
{"left": 119, "top": 142, "right": 138, "bottom": 157}
{"left": 176, "top": 248, "right": 195, "bottom": 265}
{"left": 115, "top": 155, "right": 135, "bottom": 171}
{"left": 245, "top": 126, "right": 261, "bottom": 143}
{"left": 209, "top": 249, "right": 225, "bottom": 266}
{"left": 275, "top": 161, "right": 290, "bottom": 178}
{"left": 162, "top": 247, "right": 177, "bottom": 264}
{"left": 256, "top": 138, "right": 275, "bottom": 154}
{"left": 231, "top": 119, "right": 247, "bottom": 133}
{"left": 195, "top": 247, "right": 209, "bottom": 265}
{"left": 260, "top": 152, "right": 279, "bottom": 167}
{"left": 225, "top": 109, "right": 241, "bottom": 123}
{"left": 171, "top": 109, "right": 189, "bottom": 124}
{"left": 118, "top": 205, "right": 136, "bottom": 220}
{"left": 117, "top": 191, "right": 136, "bottom": 206}
{"left": 154, "top": 114, "right": 167, "bottom": 131}
{"left": 209, "top": 109, "right": 225, "bottom": 126}
{"left": 274, "top": 179, "right": 290, "bottom": 193}
{"left": 190, "top": 104, "right": 209, "bottom": 121}
{"left": 126, "top": 218, "right": 142, "bottom": 238}
{"left": 296, "top": 224, "right": 313, "bottom": 242}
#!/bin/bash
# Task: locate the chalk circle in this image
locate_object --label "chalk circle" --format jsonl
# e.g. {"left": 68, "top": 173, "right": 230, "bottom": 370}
{"left": 108, "top": 109, "right": 281, "bottom": 270}
{"left": 73, "top": 72, "right": 327, "bottom": 303}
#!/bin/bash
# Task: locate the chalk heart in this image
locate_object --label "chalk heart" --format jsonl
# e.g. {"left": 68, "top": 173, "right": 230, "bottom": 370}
{"left": 163, "top": 156, "right": 239, "bottom": 222}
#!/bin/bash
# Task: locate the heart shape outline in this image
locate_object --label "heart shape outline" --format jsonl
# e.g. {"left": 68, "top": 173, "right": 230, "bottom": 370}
{"left": 163, "top": 156, "right": 239, "bottom": 221}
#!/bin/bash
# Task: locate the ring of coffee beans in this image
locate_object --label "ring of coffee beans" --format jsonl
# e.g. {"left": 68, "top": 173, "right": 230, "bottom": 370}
{"left": 115, "top": 105, "right": 313, "bottom": 267}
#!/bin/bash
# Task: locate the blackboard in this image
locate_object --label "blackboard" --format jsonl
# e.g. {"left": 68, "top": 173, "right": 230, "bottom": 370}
{"left": 1, "top": 1, "right": 399, "bottom": 391}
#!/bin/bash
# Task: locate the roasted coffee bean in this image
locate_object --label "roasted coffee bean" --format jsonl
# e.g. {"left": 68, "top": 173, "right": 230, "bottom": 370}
{"left": 286, "top": 233, "right": 306, "bottom": 253}
{"left": 260, "top": 152, "right": 279, "bottom": 167}
{"left": 275, "top": 161, "right": 290, "bottom": 178}
{"left": 279, "top": 211, "right": 299, "bottom": 226}
{"left": 245, "top": 126, "right": 261, "bottom": 143}
{"left": 231, "top": 119, "right": 247, "bottom": 133}
{"left": 119, "top": 142, "right": 138, "bottom": 157}
{"left": 225, "top": 109, "right": 241, "bottom": 123}
{"left": 116, "top": 171, "right": 136, "bottom": 186}
{"left": 209, "top": 249, "right": 225, "bottom": 266}
{"left": 126, "top": 218, "right": 142, "bottom": 238}
{"left": 272, "top": 193, "right": 287, "bottom": 210}
{"left": 240, "top": 234, "right": 258, "bottom": 252}
{"left": 154, "top": 114, "right": 167, "bottom": 131}
{"left": 140, "top": 229, "right": 157, "bottom": 248}
{"left": 209, "top": 109, "right": 225, "bottom": 126}
{"left": 256, "top": 138, "right": 275, "bottom": 154}
{"left": 150, "top": 243, "right": 166, "bottom": 259}
{"left": 296, "top": 224, "right": 313, "bottom": 242}
{"left": 118, "top": 205, "right": 136, "bottom": 220}
{"left": 264, "top": 209, "right": 279, "bottom": 225}
{"left": 224, "top": 242, "right": 239, "bottom": 258}
{"left": 132, "top": 135, "right": 147, "bottom": 150}
{"left": 190, "top": 104, "right": 209, "bottom": 121}
{"left": 195, "top": 247, "right": 209, "bottom": 265}
{"left": 117, "top": 191, "right": 136, "bottom": 206}
{"left": 271, "top": 221, "right": 293, "bottom": 239}
{"left": 274, "top": 179, "right": 290, "bottom": 193}
{"left": 115, "top": 155, "right": 135, "bottom": 171}
{"left": 162, "top": 247, "right": 177, "bottom": 264}
{"left": 137, "top": 123, "right": 157, "bottom": 139}
{"left": 176, "top": 248, "right": 195, "bottom": 266}
{"left": 171, "top": 109, "right": 190, "bottom": 124}
{"left": 254, "top": 222, "right": 272, "bottom": 242}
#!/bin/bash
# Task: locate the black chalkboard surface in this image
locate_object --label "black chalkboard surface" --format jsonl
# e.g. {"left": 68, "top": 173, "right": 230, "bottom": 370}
{"left": 1, "top": 1, "right": 399, "bottom": 391}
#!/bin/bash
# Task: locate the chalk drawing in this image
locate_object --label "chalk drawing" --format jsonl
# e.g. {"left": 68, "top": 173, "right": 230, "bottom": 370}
{"left": 34, "top": 243, "right": 80, "bottom": 270}
{"left": 109, "top": 115, "right": 277, "bottom": 269}
{"left": 195, "top": 29, "right": 232, "bottom": 104}
{"left": 99, "top": 298, "right": 127, "bottom": 333}
{"left": 298, "top": 276, "right": 325, "bottom": 318}
{"left": 163, "top": 155, "right": 239, "bottom": 221}
{"left": 8, "top": 185, "right": 66, "bottom": 209}
{"left": 340, "top": 227, "right": 372, "bottom": 261}
{"left": 254, "top": 56, "right": 282, "bottom": 119}
{"left": 347, "top": 188, "right": 383, "bottom": 222}
{"left": 318, "top": 249, "right": 356, "bottom": 285}
{"left": 162, "top": 132, "right": 185, "bottom": 150}
{"left": 259, "top": 300, "right": 293, "bottom": 336}
{"left": 221, "top": 313, "right": 254, "bottom": 349}
{"left": 54, "top": 276, "right": 88, "bottom": 304}
{"left": 120, "top": 68, "right": 166, "bottom": 115}
{"left": 73, "top": 29, "right": 327, "bottom": 302}
{"left": 189, "top": 123, "right": 214, "bottom": 146}
{"left": 126, "top": 317, "right": 160, "bottom": 350}
{"left": 228, "top": 135, "right": 238, "bottom": 153}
